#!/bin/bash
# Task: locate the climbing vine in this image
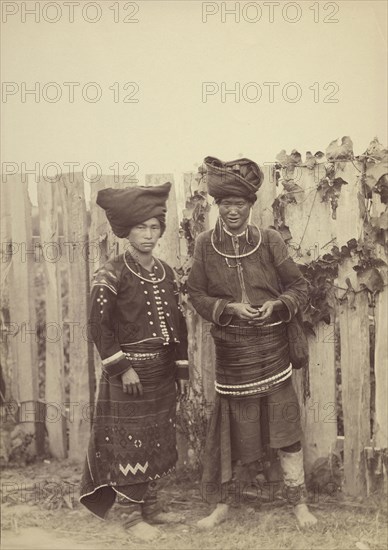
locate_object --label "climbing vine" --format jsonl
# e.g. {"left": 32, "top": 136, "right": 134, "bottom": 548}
{"left": 176, "top": 138, "right": 388, "bottom": 332}
{"left": 298, "top": 236, "right": 386, "bottom": 332}
{"left": 272, "top": 137, "right": 388, "bottom": 331}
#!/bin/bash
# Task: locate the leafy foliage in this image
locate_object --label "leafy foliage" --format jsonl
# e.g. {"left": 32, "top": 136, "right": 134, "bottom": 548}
{"left": 299, "top": 234, "right": 387, "bottom": 332}
{"left": 299, "top": 257, "right": 337, "bottom": 333}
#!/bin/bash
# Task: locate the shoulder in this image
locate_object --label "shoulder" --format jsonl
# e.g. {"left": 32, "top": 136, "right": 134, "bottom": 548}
{"left": 260, "top": 227, "right": 286, "bottom": 247}
{"left": 195, "top": 229, "right": 212, "bottom": 246}
{"left": 259, "top": 228, "right": 289, "bottom": 265}
{"left": 91, "top": 255, "right": 125, "bottom": 293}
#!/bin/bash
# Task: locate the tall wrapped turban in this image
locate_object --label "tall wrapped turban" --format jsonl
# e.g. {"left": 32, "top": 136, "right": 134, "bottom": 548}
{"left": 97, "top": 182, "right": 171, "bottom": 238}
{"left": 203, "top": 156, "right": 264, "bottom": 203}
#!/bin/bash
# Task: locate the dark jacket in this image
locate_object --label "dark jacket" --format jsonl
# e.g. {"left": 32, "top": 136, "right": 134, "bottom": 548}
{"left": 89, "top": 253, "right": 188, "bottom": 378}
{"left": 187, "top": 227, "right": 307, "bottom": 339}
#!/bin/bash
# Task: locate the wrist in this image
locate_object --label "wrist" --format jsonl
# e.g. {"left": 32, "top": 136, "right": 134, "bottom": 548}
{"left": 271, "top": 299, "right": 285, "bottom": 311}
{"left": 224, "top": 303, "right": 237, "bottom": 315}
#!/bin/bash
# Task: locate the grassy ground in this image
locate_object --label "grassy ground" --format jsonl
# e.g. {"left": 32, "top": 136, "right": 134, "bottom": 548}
{"left": 1, "top": 459, "right": 387, "bottom": 550}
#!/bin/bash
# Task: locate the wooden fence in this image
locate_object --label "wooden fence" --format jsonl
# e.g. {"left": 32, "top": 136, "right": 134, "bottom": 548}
{"left": 1, "top": 148, "right": 387, "bottom": 497}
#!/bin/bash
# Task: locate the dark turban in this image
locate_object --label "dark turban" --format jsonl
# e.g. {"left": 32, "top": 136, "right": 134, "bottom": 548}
{"left": 203, "top": 156, "right": 264, "bottom": 203}
{"left": 97, "top": 182, "right": 171, "bottom": 238}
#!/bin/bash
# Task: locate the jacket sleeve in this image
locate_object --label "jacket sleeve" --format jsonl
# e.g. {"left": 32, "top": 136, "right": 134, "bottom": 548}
{"left": 266, "top": 229, "right": 308, "bottom": 321}
{"left": 186, "top": 232, "right": 232, "bottom": 326}
{"left": 89, "top": 262, "right": 131, "bottom": 379}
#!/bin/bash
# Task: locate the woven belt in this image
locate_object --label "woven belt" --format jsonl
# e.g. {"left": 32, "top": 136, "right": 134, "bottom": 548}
{"left": 215, "top": 365, "right": 292, "bottom": 396}
{"left": 125, "top": 352, "right": 161, "bottom": 361}
{"left": 228, "top": 320, "right": 283, "bottom": 329}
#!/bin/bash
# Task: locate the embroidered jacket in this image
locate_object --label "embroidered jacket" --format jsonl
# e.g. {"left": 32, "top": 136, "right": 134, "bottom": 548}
{"left": 89, "top": 252, "right": 188, "bottom": 378}
{"left": 187, "top": 227, "right": 307, "bottom": 339}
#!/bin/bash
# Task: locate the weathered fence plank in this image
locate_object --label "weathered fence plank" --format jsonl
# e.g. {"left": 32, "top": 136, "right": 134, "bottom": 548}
{"left": 37, "top": 180, "right": 67, "bottom": 458}
{"left": 338, "top": 260, "right": 371, "bottom": 496}
{"left": 0, "top": 181, "right": 12, "bottom": 401}
{"left": 59, "top": 173, "right": 92, "bottom": 460}
{"left": 374, "top": 281, "right": 388, "bottom": 450}
{"left": 281, "top": 165, "right": 337, "bottom": 472}
{"left": 334, "top": 161, "right": 365, "bottom": 247}
{"left": 7, "top": 175, "right": 41, "bottom": 454}
{"left": 334, "top": 162, "right": 372, "bottom": 495}
{"left": 282, "top": 163, "right": 334, "bottom": 262}
{"left": 293, "top": 322, "right": 337, "bottom": 473}
{"left": 368, "top": 176, "right": 388, "bottom": 452}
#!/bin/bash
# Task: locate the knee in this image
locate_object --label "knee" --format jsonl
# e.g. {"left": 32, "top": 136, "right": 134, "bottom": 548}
{"left": 280, "top": 441, "right": 301, "bottom": 453}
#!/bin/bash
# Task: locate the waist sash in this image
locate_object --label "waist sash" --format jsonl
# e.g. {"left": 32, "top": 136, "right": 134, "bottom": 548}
{"left": 214, "top": 322, "right": 291, "bottom": 397}
{"left": 121, "top": 342, "right": 175, "bottom": 385}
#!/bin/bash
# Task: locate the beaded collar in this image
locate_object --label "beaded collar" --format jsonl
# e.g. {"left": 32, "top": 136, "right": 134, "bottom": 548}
{"left": 124, "top": 251, "right": 166, "bottom": 284}
{"left": 210, "top": 223, "right": 262, "bottom": 259}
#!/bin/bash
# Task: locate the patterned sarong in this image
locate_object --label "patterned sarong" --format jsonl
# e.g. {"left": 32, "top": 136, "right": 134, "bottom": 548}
{"left": 80, "top": 343, "right": 177, "bottom": 518}
{"left": 201, "top": 323, "right": 302, "bottom": 503}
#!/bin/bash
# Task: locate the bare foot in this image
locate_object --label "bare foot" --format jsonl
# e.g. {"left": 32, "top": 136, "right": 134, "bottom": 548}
{"left": 128, "top": 521, "right": 161, "bottom": 541}
{"left": 293, "top": 503, "right": 317, "bottom": 527}
{"left": 149, "top": 511, "right": 185, "bottom": 524}
{"left": 197, "top": 503, "right": 229, "bottom": 530}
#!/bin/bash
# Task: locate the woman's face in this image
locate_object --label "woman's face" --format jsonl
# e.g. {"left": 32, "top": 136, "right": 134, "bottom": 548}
{"left": 218, "top": 196, "right": 251, "bottom": 233}
{"left": 127, "top": 217, "right": 162, "bottom": 253}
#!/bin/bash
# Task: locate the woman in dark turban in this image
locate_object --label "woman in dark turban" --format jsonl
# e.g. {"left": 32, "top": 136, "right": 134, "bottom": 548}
{"left": 80, "top": 182, "right": 189, "bottom": 541}
{"left": 188, "top": 157, "right": 317, "bottom": 530}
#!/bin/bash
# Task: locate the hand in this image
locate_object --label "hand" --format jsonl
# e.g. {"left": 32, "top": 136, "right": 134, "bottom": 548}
{"left": 248, "top": 300, "right": 279, "bottom": 324}
{"left": 121, "top": 367, "right": 143, "bottom": 397}
{"left": 177, "top": 379, "right": 190, "bottom": 400}
{"left": 225, "top": 302, "right": 262, "bottom": 321}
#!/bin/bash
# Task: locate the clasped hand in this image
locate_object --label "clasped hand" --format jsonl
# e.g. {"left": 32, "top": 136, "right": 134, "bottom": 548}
{"left": 228, "top": 300, "right": 277, "bottom": 324}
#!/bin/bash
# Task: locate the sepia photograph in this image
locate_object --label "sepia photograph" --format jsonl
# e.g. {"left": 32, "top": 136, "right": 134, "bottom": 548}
{"left": 0, "top": 1, "right": 387, "bottom": 549}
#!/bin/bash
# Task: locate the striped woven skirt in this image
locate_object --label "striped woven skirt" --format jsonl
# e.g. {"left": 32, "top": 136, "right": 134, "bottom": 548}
{"left": 80, "top": 343, "right": 177, "bottom": 518}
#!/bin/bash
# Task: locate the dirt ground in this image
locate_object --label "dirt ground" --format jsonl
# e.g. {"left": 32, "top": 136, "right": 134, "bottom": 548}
{"left": 1, "top": 459, "right": 387, "bottom": 550}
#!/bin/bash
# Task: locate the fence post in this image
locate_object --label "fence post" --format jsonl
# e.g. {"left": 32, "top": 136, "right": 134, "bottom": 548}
{"left": 373, "top": 271, "right": 388, "bottom": 450}
{"left": 367, "top": 165, "right": 388, "bottom": 457}
{"left": 278, "top": 164, "right": 337, "bottom": 474}
{"left": 292, "top": 322, "right": 337, "bottom": 473}
{"left": 37, "top": 180, "right": 67, "bottom": 458}
{"left": 59, "top": 173, "right": 92, "bottom": 460}
{"left": 0, "top": 181, "right": 12, "bottom": 400}
{"left": 6, "top": 175, "right": 42, "bottom": 454}
{"left": 337, "top": 260, "right": 370, "bottom": 496}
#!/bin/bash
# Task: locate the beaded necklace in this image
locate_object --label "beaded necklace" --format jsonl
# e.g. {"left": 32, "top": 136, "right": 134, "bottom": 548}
{"left": 210, "top": 222, "right": 262, "bottom": 259}
{"left": 220, "top": 220, "right": 247, "bottom": 239}
{"left": 124, "top": 251, "right": 166, "bottom": 284}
